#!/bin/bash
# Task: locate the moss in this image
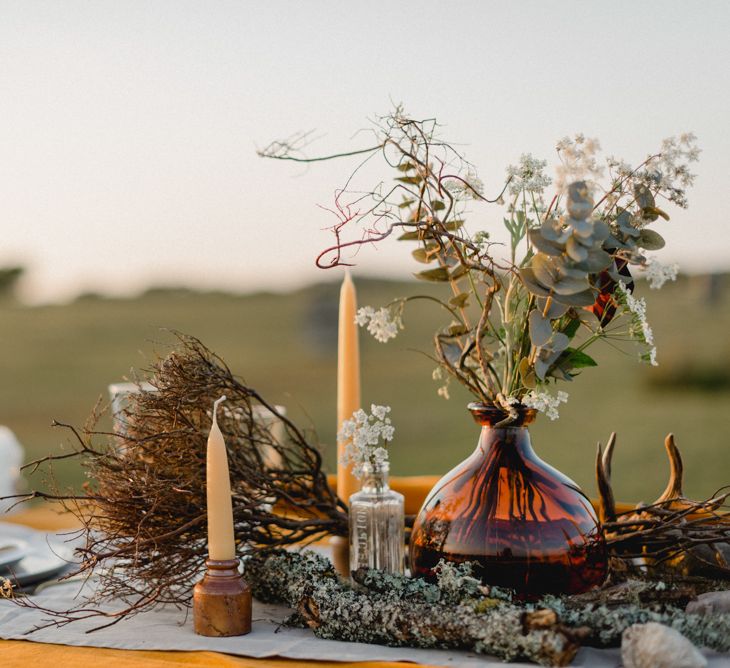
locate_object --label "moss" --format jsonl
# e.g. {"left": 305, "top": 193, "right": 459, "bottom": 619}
{"left": 245, "top": 551, "right": 730, "bottom": 666}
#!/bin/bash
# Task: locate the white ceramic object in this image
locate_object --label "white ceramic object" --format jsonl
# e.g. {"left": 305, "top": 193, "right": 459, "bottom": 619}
{"left": 108, "top": 381, "right": 156, "bottom": 434}
{"left": 0, "top": 426, "right": 23, "bottom": 515}
{"left": 0, "top": 522, "right": 74, "bottom": 586}
{"left": 621, "top": 622, "right": 707, "bottom": 668}
{"left": 0, "top": 539, "right": 28, "bottom": 570}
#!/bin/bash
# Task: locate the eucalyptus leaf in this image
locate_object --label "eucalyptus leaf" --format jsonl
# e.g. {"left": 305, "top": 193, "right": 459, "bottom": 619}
{"left": 637, "top": 228, "right": 666, "bottom": 250}
{"left": 447, "top": 323, "right": 470, "bottom": 337}
{"left": 573, "top": 232, "right": 595, "bottom": 248}
{"left": 440, "top": 341, "right": 462, "bottom": 366}
{"left": 592, "top": 220, "right": 611, "bottom": 242}
{"left": 518, "top": 357, "right": 537, "bottom": 389}
{"left": 411, "top": 248, "right": 435, "bottom": 264}
{"left": 519, "top": 267, "right": 552, "bottom": 296}
{"left": 634, "top": 184, "right": 656, "bottom": 210}
{"left": 615, "top": 208, "right": 641, "bottom": 238}
{"left": 566, "top": 181, "right": 593, "bottom": 219}
{"left": 570, "top": 218, "right": 593, "bottom": 239}
{"left": 449, "top": 264, "right": 470, "bottom": 280}
{"left": 528, "top": 229, "right": 564, "bottom": 256}
{"left": 575, "top": 248, "right": 612, "bottom": 273}
{"left": 443, "top": 219, "right": 464, "bottom": 231}
{"left": 541, "top": 218, "right": 570, "bottom": 243}
{"left": 643, "top": 206, "right": 670, "bottom": 221}
{"left": 605, "top": 234, "right": 632, "bottom": 250}
{"left": 414, "top": 267, "right": 450, "bottom": 282}
{"left": 396, "top": 175, "right": 422, "bottom": 186}
{"left": 536, "top": 297, "right": 569, "bottom": 319}
{"left": 449, "top": 293, "right": 470, "bottom": 308}
{"left": 535, "top": 347, "right": 562, "bottom": 380}
{"left": 552, "top": 274, "right": 591, "bottom": 295}
{"left": 529, "top": 310, "right": 553, "bottom": 347}
{"left": 556, "top": 260, "right": 588, "bottom": 280}
{"left": 548, "top": 332, "right": 570, "bottom": 354}
{"left": 566, "top": 236, "right": 589, "bottom": 262}
{"left": 535, "top": 358, "right": 550, "bottom": 381}
{"left": 532, "top": 254, "right": 560, "bottom": 287}
{"left": 552, "top": 288, "right": 597, "bottom": 307}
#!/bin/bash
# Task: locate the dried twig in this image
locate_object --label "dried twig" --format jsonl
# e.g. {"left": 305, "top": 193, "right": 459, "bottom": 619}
{"left": 1, "top": 333, "right": 346, "bottom": 629}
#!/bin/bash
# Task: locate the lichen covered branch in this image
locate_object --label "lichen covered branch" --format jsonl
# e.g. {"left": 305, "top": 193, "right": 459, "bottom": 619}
{"left": 246, "top": 550, "right": 584, "bottom": 667}
{"left": 247, "top": 551, "right": 730, "bottom": 665}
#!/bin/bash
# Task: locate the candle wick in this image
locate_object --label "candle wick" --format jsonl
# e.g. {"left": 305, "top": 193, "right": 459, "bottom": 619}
{"left": 213, "top": 395, "right": 227, "bottom": 425}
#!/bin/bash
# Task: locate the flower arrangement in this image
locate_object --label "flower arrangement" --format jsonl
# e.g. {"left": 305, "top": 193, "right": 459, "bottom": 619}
{"left": 337, "top": 404, "right": 395, "bottom": 478}
{"left": 261, "top": 109, "right": 699, "bottom": 422}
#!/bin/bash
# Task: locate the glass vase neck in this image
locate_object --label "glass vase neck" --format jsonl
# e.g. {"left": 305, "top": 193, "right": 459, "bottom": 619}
{"left": 468, "top": 402, "right": 537, "bottom": 427}
{"left": 359, "top": 461, "right": 390, "bottom": 494}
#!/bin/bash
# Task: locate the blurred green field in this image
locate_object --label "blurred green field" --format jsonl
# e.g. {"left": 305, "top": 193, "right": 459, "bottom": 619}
{"left": 1, "top": 275, "right": 729, "bottom": 504}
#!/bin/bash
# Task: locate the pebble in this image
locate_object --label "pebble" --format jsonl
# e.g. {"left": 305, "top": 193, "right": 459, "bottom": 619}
{"left": 621, "top": 622, "right": 707, "bottom": 668}
{"left": 686, "top": 590, "right": 730, "bottom": 616}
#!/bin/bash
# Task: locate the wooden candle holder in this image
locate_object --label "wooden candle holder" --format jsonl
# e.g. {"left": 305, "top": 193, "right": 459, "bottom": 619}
{"left": 193, "top": 559, "right": 252, "bottom": 637}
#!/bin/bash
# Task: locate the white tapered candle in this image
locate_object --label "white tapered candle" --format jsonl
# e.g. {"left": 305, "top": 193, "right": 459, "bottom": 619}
{"left": 206, "top": 396, "right": 235, "bottom": 560}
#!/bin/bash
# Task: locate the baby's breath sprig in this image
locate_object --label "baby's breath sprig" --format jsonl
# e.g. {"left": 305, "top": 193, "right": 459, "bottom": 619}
{"left": 338, "top": 405, "right": 395, "bottom": 478}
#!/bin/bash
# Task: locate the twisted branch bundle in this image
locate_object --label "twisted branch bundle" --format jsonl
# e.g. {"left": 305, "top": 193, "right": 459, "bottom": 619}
{"left": 4, "top": 333, "right": 346, "bottom": 629}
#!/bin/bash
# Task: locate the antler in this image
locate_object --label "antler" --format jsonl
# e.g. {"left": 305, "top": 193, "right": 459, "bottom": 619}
{"left": 595, "top": 432, "right": 617, "bottom": 523}
{"left": 654, "top": 433, "right": 684, "bottom": 505}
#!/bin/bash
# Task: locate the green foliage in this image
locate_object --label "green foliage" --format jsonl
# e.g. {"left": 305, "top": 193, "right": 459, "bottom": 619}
{"left": 0, "top": 266, "right": 25, "bottom": 299}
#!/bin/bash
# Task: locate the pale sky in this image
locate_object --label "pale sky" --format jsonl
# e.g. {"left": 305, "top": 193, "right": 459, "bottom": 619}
{"left": 1, "top": 1, "right": 729, "bottom": 303}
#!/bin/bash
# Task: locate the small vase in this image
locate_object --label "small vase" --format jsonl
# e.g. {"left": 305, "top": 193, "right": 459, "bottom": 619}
{"left": 349, "top": 461, "right": 405, "bottom": 577}
{"left": 409, "top": 403, "right": 607, "bottom": 596}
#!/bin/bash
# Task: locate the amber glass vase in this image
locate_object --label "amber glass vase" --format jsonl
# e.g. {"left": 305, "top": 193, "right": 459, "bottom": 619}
{"left": 409, "top": 403, "right": 607, "bottom": 596}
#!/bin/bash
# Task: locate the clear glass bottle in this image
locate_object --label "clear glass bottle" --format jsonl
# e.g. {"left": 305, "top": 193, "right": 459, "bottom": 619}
{"left": 349, "top": 461, "right": 405, "bottom": 577}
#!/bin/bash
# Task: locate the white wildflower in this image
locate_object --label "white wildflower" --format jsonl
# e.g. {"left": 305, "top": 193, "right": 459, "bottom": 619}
{"left": 432, "top": 367, "right": 443, "bottom": 381}
{"left": 635, "top": 133, "right": 700, "bottom": 209}
{"left": 523, "top": 390, "right": 569, "bottom": 421}
{"left": 371, "top": 447, "right": 389, "bottom": 467}
{"left": 445, "top": 168, "right": 484, "bottom": 200}
{"left": 437, "top": 385, "right": 450, "bottom": 400}
{"left": 371, "top": 404, "right": 389, "bottom": 420}
{"left": 644, "top": 258, "right": 679, "bottom": 290}
{"left": 338, "top": 405, "right": 395, "bottom": 478}
{"left": 506, "top": 153, "right": 551, "bottom": 196}
{"left": 355, "top": 306, "right": 402, "bottom": 343}
{"left": 473, "top": 230, "right": 491, "bottom": 254}
{"left": 616, "top": 281, "right": 659, "bottom": 366}
{"left": 555, "top": 134, "right": 604, "bottom": 193}
{"left": 607, "top": 156, "right": 633, "bottom": 181}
